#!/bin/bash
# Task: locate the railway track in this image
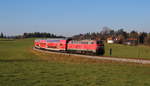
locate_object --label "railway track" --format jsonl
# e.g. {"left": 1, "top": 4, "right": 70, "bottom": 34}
{"left": 33, "top": 47, "right": 150, "bottom": 64}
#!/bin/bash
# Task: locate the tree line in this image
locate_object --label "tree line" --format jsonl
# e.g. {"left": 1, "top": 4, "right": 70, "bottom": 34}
{"left": 72, "top": 27, "right": 150, "bottom": 45}
{"left": 23, "top": 32, "right": 65, "bottom": 38}
{"left": 0, "top": 32, "right": 65, "bottom": 39}
{"left": 1, "top": 27, "right": 150, "bottom": 45}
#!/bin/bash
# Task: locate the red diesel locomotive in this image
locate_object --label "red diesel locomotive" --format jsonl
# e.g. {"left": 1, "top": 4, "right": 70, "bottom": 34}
{"left": 34, "top": 38, "right": 104, "bottom": 55}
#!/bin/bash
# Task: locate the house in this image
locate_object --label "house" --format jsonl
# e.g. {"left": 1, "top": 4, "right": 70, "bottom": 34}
{"left": 107, "top": 37, "right": 114, "bottom": 44}
{"left": 124, "top": 38, "right": 138, "bottom": 45}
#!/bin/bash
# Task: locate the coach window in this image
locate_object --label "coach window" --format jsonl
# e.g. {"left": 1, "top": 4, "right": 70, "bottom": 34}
{"left": 78, "top": 41, "right": 80, "bottom": 44}
{"left": 71, "top": 41, "right": 74, "bottom": 44}
{"left": 91, "top": 42, "right": 94, "bottom": 44}
{"left": 82, "top": 42, "right": 85, "bottom": 44}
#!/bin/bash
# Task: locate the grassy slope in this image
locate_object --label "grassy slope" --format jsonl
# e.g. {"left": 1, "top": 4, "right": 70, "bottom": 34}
{"left": 105, "top": 43, "right": 150, "bottom": 59}
{"left": 0, "top": 39, "right": 150, "bottom": 86}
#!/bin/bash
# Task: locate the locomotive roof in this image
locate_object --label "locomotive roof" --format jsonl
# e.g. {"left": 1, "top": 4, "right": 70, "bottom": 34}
{"left": 70, "top": 39, "right": 97, "bottom": 41}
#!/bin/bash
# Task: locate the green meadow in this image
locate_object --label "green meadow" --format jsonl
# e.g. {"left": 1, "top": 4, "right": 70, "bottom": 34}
{"left": 1, "top": 39, "right": 150, "bottom": 86}
{"left": 104, "top": 43, "right": 150, "bottom": 59}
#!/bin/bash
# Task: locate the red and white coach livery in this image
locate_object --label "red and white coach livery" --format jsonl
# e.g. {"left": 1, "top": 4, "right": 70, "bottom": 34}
{"left": 34, "top": 38, "right": 104, "bottom": 55}
{"left": 46, "top": 39, "right": 67, "bottom": 51}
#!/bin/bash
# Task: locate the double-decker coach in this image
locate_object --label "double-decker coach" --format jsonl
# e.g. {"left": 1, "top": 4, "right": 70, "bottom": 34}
{"left": 34, "top": 39, "right": 40, "bottom": 48}
{"left": 39, "top": 39, "right": 47, "bottom": 49}
{"left": 46, "top": 39, "right": 67, "bottom": 51}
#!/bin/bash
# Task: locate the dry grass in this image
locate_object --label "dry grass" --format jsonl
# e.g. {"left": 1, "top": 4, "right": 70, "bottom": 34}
{"left": 31, "top": 49, "right": 150, "bottom": 66}
{"left": 32, "top": 49, "right": 114, "bottom": 63}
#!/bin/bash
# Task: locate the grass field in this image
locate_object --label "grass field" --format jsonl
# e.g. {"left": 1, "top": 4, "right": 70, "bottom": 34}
{"left": 1, "top": 39, "right": 150, "bottom": 86}
{"left": 104, "top": 43, "right": 150, "bottom": 59}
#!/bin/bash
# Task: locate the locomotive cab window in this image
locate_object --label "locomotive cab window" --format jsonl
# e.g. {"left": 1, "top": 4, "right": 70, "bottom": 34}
{"left": 96, "top": 41, "right": 103, "bottom": 44}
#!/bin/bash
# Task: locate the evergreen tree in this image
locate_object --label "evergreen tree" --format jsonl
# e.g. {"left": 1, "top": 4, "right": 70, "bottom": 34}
{"left": 0, "top": 32, "right": 4, "bottom": 38}
{"left": 139, "top": 32, "right": 147, "bottom": 44}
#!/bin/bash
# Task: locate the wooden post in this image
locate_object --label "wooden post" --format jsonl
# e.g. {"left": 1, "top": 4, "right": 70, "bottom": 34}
{"left": 110, "top": 48, "right": 112, "bottom": 56}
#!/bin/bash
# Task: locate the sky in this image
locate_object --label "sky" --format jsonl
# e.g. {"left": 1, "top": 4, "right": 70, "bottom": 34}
{"left": 0, "top": 0, "right": 150, "bottom": 36}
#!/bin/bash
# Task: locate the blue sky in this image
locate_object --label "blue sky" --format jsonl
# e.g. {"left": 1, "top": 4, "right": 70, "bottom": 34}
{"left": 0, "top": 0, "right": 150, "bottom": 36}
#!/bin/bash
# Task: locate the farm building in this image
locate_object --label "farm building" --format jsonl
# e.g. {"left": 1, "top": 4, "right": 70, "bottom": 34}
{"left": 127, "top": 38, "right": 138, "bottom": 45}
{"left": 107, "top": 37, "right": 114, "bottom": 44}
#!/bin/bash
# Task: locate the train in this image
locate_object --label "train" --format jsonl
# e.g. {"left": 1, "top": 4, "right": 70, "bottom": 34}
{"left": 34, "top": 38, "right": 105, "bottom": 55}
